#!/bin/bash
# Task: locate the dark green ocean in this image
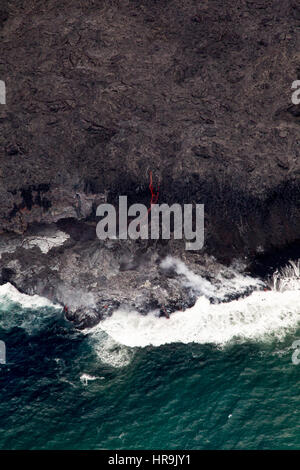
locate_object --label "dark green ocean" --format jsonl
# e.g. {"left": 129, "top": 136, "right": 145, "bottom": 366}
{"left": 0, "top": 284, "right": 299, "bottom": 450}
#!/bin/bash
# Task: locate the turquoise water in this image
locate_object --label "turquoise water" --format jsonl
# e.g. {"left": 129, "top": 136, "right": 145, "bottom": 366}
{"left": 0, "top": 300, "right": 300, "bottom": 450}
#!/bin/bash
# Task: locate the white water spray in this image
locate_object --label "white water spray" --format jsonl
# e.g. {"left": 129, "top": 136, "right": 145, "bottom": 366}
{"left": 89, "top": 258, "right": 300, "bottom": 350}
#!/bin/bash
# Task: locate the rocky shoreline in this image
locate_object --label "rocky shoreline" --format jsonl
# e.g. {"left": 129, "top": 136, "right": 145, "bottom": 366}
{"left": 1, "top": 0, "right": 300, "bottom": 326}
{"left": 0, "top": 217, "right": 267, "bottom": 329}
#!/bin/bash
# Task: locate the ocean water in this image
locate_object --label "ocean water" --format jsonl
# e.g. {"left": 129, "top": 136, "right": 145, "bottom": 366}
{"left": 0, "top": 274, "right": 300, "bottom": 450}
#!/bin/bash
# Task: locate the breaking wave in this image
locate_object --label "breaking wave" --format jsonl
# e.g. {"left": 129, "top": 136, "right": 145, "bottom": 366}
{"left": 0, "top": 283, "right": 58, "bottom": 309}
{"left": 90, "top": 258, "right": 300, "bottom": 349}
{"left": 96, "top": 289, "right": 300, "bottom": 347}
{"left": 0, "top": 283, "right": 60, "bottom": 333}
{"left": 1, "top": 257, "right": 299, "bottom": 366}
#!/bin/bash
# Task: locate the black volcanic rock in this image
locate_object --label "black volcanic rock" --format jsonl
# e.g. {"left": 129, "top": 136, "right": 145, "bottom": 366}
{"left": 0, "top": 0, "right": 300, "bottom": 261}
{"left": 0, "top": 223, "right": 264, "bottom": 329}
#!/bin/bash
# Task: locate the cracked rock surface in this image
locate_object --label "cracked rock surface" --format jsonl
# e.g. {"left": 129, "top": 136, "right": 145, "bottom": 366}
{"left": 0, "top": 0, "right": 300, "bottom": 257}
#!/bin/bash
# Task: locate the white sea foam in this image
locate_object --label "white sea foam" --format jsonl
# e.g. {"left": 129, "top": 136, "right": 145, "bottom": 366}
{"left": 80, "top": 374, "right": 105, "bottom": 385}
{"left": 96, "top": 289, "right": 300, "bottom": 347}
{"left": 0, "top": 283, "right": 60, "bottom": 333}
{"left": 94, "top": 335, "right": 134, "bottom": 368}
{"left": 86, "top": 329, "right": 135, "bottom": 368}
{"left": 80, "top": 374, "right": 98, "bottom": 385}
{"left": 85, "top": 258, "right": 300, "bottom": 356}
{"left": 0, "top": 283, "right": 58, "bottom": 309}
